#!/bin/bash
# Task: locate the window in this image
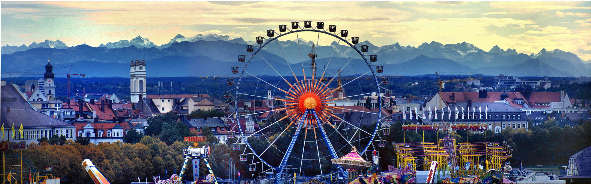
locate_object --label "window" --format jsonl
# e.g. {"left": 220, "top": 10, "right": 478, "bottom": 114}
{"left": 107, "top": 130, "right": 111, "bottom": 137}
{"left": 162, "top": 99, "right": 164, "bottom": 102}
{"left": 168, "top": 99, "right": 170, "bottom": 102}
{"left": 139, "top": 80, "right": 144, "bottom": 91}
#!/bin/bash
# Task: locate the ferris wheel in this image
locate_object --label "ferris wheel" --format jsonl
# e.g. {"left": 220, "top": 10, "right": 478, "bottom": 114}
{"left": 231, "top": 21, "right": 387, "bottom": 180}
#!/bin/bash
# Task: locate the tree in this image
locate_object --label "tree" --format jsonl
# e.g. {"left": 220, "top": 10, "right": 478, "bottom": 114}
{"left": 123, "top": 130, "right": 142, "bottom": 144}
{"left": 189, "top": 109, "right": 225, "bottom": 119}
{"left": 76, "top": 137, "right": 90, "bottom": 145}
{"left": 48, "top": 135, "right": 67, "bottom": 145}
{"left": 145, "top": 112, "right": 194, "bottom": 145}
{"left": 201, "top": 128, "right": 219, "bottom": 145}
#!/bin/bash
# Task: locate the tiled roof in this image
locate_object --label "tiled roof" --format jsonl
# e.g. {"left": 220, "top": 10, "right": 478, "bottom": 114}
{"left": 528, "top": 92, "right": 561, "bottom": 104}
{"left": 185, "top": 118, "right": 226, "bottom": 128}
{"left": 63, "top": 101, "right": 91, "bottom": 111}
{"left": 73, "top": 122, "right": 130, "bottom": 135}
{"left": 439, "top": 92, "right": 526, "bottom": 104}
{"left": 1, "top": 84, "right": 73, "bottom": 128}
{"left": 87, "top": 102, "right": 116, "bottom": 121}
{"left": 112, "top": 103, "right": 132, "bottom": 110}
{"left": 191, "top": 97, "right": 214, "bottom": 106}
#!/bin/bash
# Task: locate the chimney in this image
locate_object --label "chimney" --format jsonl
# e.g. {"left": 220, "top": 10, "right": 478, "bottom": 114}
{"left": 561, "top": 90, "right": 565, "bottom": 98}
{"left": 101, "top": 100, "right": 105, "bottom": 111}
{"left": 479, "top": 89, "right": 487, "bottom": 98}
{"left": 108, "top": 99, "right": 113, "bottom": 111}
{"left": 78, "top": 99, "right": 84, "bottom": 117}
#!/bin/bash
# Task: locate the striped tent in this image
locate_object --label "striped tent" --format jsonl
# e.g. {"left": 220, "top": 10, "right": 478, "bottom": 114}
{"left": 331, "top": 147, "right": 372, "bottom": 169}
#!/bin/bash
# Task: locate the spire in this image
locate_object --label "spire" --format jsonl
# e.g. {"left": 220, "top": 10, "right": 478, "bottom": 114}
{"left": 44, "top": 58, "right": 54, "bottom": 79}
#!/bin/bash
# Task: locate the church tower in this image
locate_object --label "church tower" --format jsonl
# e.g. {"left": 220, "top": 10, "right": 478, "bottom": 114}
{"left": 44, "top": 59, "right": 55, "bottom": 101}
{"left": 130, "top": 60, "right": 146, "bottom": 104}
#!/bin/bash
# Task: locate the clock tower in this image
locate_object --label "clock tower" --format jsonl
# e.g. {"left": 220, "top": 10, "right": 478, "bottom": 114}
{"left": 44, "top": 59, "right": 56, "bottom": 101}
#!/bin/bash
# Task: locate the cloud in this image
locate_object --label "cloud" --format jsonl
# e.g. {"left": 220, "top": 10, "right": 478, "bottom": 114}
{"left": 2, "top": 1, "right": 591, "bottom": 60}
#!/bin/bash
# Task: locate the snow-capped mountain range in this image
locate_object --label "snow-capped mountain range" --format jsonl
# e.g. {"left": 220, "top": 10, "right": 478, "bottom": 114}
{"left": 2, "top": 40, "right": 68, "bottom": 54}
{"left": 2, "top": 33, "right": 590, "bottom": 77}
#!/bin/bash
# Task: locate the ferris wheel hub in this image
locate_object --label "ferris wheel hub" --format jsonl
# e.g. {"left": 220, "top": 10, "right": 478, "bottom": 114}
{"left": 297, "top": 92, "right": 323, "bottom": 112}
{"left": 303, "top": 97, "right": 317, "bottom": 109}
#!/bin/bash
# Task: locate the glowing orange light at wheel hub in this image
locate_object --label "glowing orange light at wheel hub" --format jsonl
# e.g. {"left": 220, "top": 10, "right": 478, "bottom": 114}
{"left": 298, "top": 92, "right": 322, "bottom": 112}
{"left": 276, "top": 68, "right": 345, "bottom": 128}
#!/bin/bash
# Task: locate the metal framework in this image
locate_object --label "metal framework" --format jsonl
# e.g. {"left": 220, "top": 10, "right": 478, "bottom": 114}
{"left": 231, "top": 21, "right": 383, "bottom": 181}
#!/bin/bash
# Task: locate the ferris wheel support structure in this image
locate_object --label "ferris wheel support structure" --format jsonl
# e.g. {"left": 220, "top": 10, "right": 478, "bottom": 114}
{"left": 233, "top": 21, "right": 384, "bottom": 180}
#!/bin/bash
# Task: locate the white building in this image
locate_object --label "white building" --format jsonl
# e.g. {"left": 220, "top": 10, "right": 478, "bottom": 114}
{"left": 74, "top": 122, "right": 126, "bottom": 144}
{"left": 130, "top": 60, "right": 147, "bottom": 104}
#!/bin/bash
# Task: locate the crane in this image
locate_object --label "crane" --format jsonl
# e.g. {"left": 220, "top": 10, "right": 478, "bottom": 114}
{"left": 435, "top": 72, "right": 479, "bottom": 92}
{"left": 67, "top": 73, "right": 86, "bottom": 107}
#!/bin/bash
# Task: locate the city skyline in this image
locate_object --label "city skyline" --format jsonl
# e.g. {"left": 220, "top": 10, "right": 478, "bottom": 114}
{"left": 2, "top": 1, "right": 591, "bottom": 61}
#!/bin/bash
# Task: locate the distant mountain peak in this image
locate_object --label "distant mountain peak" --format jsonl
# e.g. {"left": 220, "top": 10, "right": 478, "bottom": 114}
{"left": 100, "top": 35, "right": 156, "bottom": 49}
{"left": 29, "top": 40, "right": 68, "bottom": 49}
{"left": 173, "top": 34, "right": 185, "bottom": 39}
{"left": 489, "top": 45, "right": 503, "bottom": 53}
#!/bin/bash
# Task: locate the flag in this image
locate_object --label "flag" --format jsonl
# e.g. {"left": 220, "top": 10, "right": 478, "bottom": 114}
{"left": 472, "top": 107, "right": 476, "bottom": 119}
{"left": 428, "top": 106, "right": 432, "bottom": 120}
{"left": 434, "top": 107, "right": 438, "bottom": 120}
{"left": 11, "top": 123, "right": 15, "bottom": 139}
{"left": 454, "top": 106, "right": 459, "bottom": 120}
{"left": 467, "top": 107, "right": 470, "bottom": 119}
{"left": 461, "top": 107, "right": 465, "bottom": 120}
{"left": 447, "top": 106, "right": 451, "bottom": 120}
{"left": 479, "top": 106, "right": 482, "bottom": 119}
{"left": 19, "top": 123, "right": 24, "bottom": 139}
{"left": 1, "top": 123, "right": 4, "bottom": 139}
{"left": 485, "top": 105, "right": 488, "bottom": 119}
{"left": 402, "top": 109, "right": 406, "bottom": 120}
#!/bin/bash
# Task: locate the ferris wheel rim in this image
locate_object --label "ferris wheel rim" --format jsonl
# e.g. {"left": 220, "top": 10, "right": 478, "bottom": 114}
{"left": 233, "top": 22, "right": 384, "bottom": 174}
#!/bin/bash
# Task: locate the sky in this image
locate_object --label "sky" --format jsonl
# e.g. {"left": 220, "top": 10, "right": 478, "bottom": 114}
{"left": 2, "top": 1, "right": 591, "bottom": 61}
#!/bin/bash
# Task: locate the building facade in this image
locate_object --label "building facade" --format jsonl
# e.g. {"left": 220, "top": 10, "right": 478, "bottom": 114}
{"left": 74, "top": 122, "right": 127, "bottom": 144}
{"left": 130, "top": 60, "right": 147, "bottom": 104}
{"left": 1, "top": 82, "right": 76, "bottom": 144}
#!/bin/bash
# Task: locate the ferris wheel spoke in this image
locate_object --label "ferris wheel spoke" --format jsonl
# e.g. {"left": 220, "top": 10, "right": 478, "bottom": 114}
{"left": 329, "top": 71, "right": 371, "bottom": 94}
{"left": 298, "top": 128, "right": 309, "bottom": 175}
{"left": 318, "top": 117, "right": 354, "bottom": 149}
{"left": 260, "top": 52, "right": 296, "bottom": 90}
{"left": 339, "top": 91, "right": 374, "bottom": 99}
{"left": 245, "top": 71, "right": 292, "bottom": 95}
{"left": 237, "top": 92, "right": 279, "bottom": 100}
{"left": 323, "top": 56, "right": 354, "bottom": 88}
{"left": 246, "top": 114, "right": 290, "bottom": 139}
{"left": 328, "top": 106, "right": 379, "bottom": 115}
{"left": 276, "top": 111, "right": 307, "bottom": 179}
{"left": 311, "top": 127, "right": 324, "bottom": 175}
{"left": 238, "top": 107, "right": 288, "bottom": 117}
{"left": 327, "top": 113, "right": 371, "bottom": 135}
{"left": 260, "top": 111, "right": 305, "bottom": 159}
{"left": 273, "top": 40, "right": 302, "bottom": 91}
